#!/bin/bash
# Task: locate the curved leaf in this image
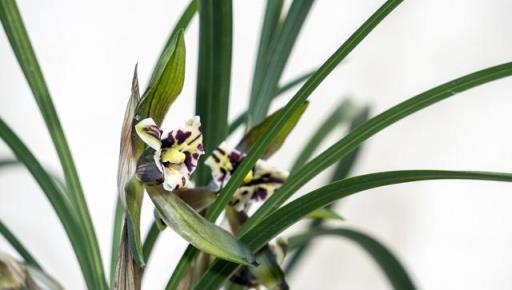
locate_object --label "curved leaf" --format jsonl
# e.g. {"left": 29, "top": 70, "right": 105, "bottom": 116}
{"left": 146, "top": 186, "right": 256, "bottom": 266}
{"left": 0, "top": 2, "right": 105, "bottom": 287}
{"left": 287, "top": 227, "right": 416, "bottom": 290}
{"left": 305, "top": 208, "right": 344, "bottom": 221}
{"left": 194, "top": 170, "right": 512, "bottom": 289}
{"left": 137, "top": 30, "right": 186, "bottom": 125}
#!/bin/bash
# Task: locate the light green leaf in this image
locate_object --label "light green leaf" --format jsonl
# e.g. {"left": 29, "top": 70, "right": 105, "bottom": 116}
{"left": 237, "top": 101, "right": 309, "bottom": 159}
{"left": 251, "top": 246, "right": 288, "bottom": 290}
{"left": 287, "top": 228, "right": 416, "bottom": 290}
{"left": 26, "top": 265, "right": 64, "bottom": 290}
{"left": 137, "top": 30, "right": 186, "bottom": 126}
{"left": 194, "top": 170, "right": 512, "bottom": 289}
{"left": 146, "top": 186, "right": 256, "bottom": 267}
{"left": 305, "top": 208, "right": 344, "bottom": 221}
{"left": 194, "top": 0, "right": 233, "bottom": 185}
{"left": 125, "top": 177, "right": 145, "bottom": 267}
{"left": 0, "top": 253, "right": 63, "bottom": 290}
{"left": 175, "top": 187, "right": 217, "bottom": 212}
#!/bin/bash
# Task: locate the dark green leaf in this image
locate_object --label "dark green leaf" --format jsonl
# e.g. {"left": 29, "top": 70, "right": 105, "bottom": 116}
{"left": 241, "top": 60, "right": 512, "bottom": 235}
{"left": 0, "top": 119, "right": 96, "bottom": 288}
{"left": 195, "top": 170, "right": 512, "bottom": 289}
{"left": 0, "top": 2, "right": 106, "bottom": 288}
{"left": 137, "top": 31, "right": 186, "bottom": 126}
{"left": 237, "top": 101, "right": 308, "bottom": 159}
{"left": 0, "top": 219, "right": 40, "bottom": 269}
{"left": 194, "top": 0, "right": 233, "bottom": 185}
{"left": 248, "top": 0, "right": 315, "bottom": 126}
{"left": 142, "top": 221, "right": 160, "bottom": 265}
{"left": 287, "top": 227, "right": 416, "bottom": 290}
{"left": 146, "top": 186, "right": 256, "bottom": 266}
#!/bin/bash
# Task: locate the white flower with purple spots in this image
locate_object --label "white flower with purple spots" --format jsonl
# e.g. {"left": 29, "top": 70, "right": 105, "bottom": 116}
{"left": 135, "top": 116, "right": 204, "bottom": 191}
{"left": 204, "top": 142, "right": 288, "bottom": 211}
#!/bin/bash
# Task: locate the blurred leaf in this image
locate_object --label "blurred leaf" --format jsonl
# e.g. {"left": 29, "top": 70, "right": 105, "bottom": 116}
{"left": 137, "top": 31, "right": 186, "bottom": 125}
{"left": 142, "top": 221, "right": 160, "bottom": 265}
{"left": 110, "top": 198, "right": 124, "bottom": 285}
{"left": 0, "top": 119, "right": 97, "bottom": 288}
{"left": 195, "top": 170, "right": 512, "bottom": 289}
{"left": 146, "top": 186, "right": 256, "bottom": 266}
{"left": 113, "top": 222, "right": 142, "bottom": 290}
{"left": 0, "top": 253, "right": 63, "bottom": 290}
{"left": 0, "top": 219, "right": 40, "bottom": 269}
{"left": 291, "top": 99, "right": 359, "bottom": 171}
{"left": 0, "top": 2, "right": 106, "bottom": 287}
{"left": 285, "top": 106, "right": 369, "bottom": 274}
{"left": 305, "top": 208, "right": 344, "bottom": 221}
{"left": 125, "top": 177, "right": 145, "bottom": 267}
{"left": 248, "top": 0, "right": 315, "bottom": 127}
{"left": 237, "top": 101, "right": 309, "bottom": 159}
{"left": 194, "top": 0, "right": 233, "bottom": 185}
{"left": 287, "top": 227, "right": 415, "bottom": 290}
{"left": 174, "top": 187, "right": 217, "bottom": 212}
{"left": 251, "top": 246, "right": 288, "bottom": 290}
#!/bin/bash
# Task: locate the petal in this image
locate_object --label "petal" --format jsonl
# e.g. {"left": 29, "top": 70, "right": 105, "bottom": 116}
{"left": 162, "top": 164, "right": 190, "bottom": 191}
{"left": 204, "top": 142, "right": 242, "bottom": 188}
{"left": 135, "top": 148, "right": 164, "bottom": 185}
{"left": 135, "top": 118, "right": 162, "bottom": 150}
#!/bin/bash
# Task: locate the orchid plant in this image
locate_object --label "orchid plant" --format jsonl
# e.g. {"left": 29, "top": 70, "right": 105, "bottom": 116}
{"left": 1, "top": 0, "right": 512, "bottom": 290}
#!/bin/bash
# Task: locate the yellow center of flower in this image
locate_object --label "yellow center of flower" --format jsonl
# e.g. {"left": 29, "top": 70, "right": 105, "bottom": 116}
{"left": 161, "top": 148, "right": 186, "bottom": 164}
{"left": 243, "top": 170, "right": 254, "bottom": 183}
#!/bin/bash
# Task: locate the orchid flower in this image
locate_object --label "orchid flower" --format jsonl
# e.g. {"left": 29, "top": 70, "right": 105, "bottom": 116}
{"left": 134, "top": 116, "right": 204, "bottom": 191}
{"left": 204, "top": 142, "right": 288, "bottom": 211}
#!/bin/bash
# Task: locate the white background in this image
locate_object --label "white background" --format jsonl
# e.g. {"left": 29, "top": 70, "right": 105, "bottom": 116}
{"left": 2, "top": 1, "right": 512, "bottom": 289}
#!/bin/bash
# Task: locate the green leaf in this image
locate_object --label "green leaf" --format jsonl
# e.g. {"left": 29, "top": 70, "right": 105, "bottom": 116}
{"left": 0, "top": 2, "right": 106, "bottom": 288}
{"left": 150, "top": 0, "right": 198, "bottom": 83}
{"left": 285, "top": 106, "right": 369, "bottom": 274}
{"left": 194, "top": 170, "right": 512, "bottom": 289}
{"left": 237, "top": 101, "right": 309, "bottom": 159}
{"left": 169, "top": 2, "right": 405, "bottom": 287}
{"left": 248, "top": 0, "right": 285, "bottom": 120}
{"left": 0, "top": 253, "right": 64, "bottom": 290}
{"left": 250, "top": 246, "right": 288, "bottom": 290}
{"left": 248, "top": 0, "right": 315, "bottom": 127}
{"left": 146, "top": 186, "right": 257, "bottom": 266}
{"left": 25, "top": 265, "right": 64, "bottom": 290}
{"left": 125, "top": 177, "right": 145, "bottom": 267}
{"left": 175, "top": 187, "right": 217, "bottom": 212}
{"left": 0, "top": 119, "right": 96, "bottom": 288}
{"left": 291, "top": 99, "right": 360, "bottom": 171}
{"left": 0, "top": 219, "right": 40, "bottom": 269}
{"left": 194, "top": 0, "right": 233, "bottom": 185}
{"left": 110, "top": 197, "right": 124, "bottom": 285}
{"left": 287, "top": 228, "right": 416, "bottom": 290}
{"left": 305, "top": 208, "right": 344, "bottom": 221}
{"left": 137, "top": 31, "right": 186, "bottom": 126}
{"left": 228, "top": 69, "right": 315, "bottom": 135}
{"left": 142, "top": 221, "right": 160, "bottom": 265}
{"left": 241, "top": 60, "right": 512, "bottom": 236}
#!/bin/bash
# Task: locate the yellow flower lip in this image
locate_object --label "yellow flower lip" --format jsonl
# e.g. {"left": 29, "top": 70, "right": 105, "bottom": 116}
{"left": 161, "top": 148, "right": 186, "bottom": 164}
{"left": 243, "top": 170, "right": 253, "bottom": 184}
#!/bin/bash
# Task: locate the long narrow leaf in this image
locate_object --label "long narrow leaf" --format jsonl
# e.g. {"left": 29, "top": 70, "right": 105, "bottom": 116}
{"left": 241, "top": 61, "right": 512, "bottom": 235}
{"left": 287, "top": 228, "right": 416, "bottom": 290}
{"left": 168, "top": 2, "right": 405, "bottom": 287}
{"left": 0, "top": 119, "right": 95, "bottom": 288}
{"left": 194, "top": 170, "right": 512, "bottom": 289}
{"left": 248, "top": 0, "right": 315, "bottom": 126}
{"left": 285, "top": 107, "right": 369, "bottom": 273}
{"left": 194, "top": 0, "right": 233, "bottom": 185}
{"left": 0, "top": 2, "right": 106, "bottom": 288}
{"left": 0, "top": 219, "right": 40, "bottom": 269}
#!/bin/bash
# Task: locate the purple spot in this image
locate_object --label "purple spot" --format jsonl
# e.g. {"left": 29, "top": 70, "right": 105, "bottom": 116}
{"left": 192, "top": 153, "right": 199, "bottom": 159}
{"left": 184, "top": 152, "right": 194, "bottom": 172}
{"left": 162, "top": 133, "right": 175, "bottom": 148}
{"left": 176, "top": 130, "right": 192, "bottom": 144}
{"left": 197, "top": 144, "right": 204, "bottom": 151}
{"left": 251, "top": 188, "right": 267, "bottom": 201}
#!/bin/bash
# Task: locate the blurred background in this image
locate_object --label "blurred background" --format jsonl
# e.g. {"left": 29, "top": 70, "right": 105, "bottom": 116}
{"left": 2, "top": 0, "right": 512, "bottom": 289}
